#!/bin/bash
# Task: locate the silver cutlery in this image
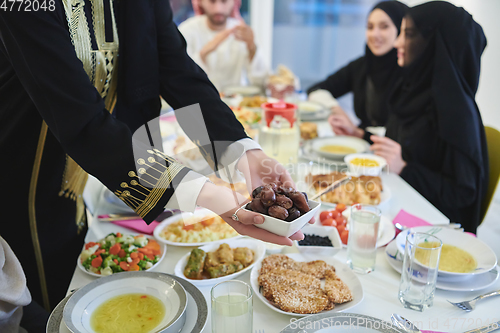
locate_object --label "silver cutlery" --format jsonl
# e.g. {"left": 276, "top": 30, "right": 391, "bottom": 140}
{"left": 98, "top": 210, "right": 178, "bottom": 222}
{"left": 392, "top": 313, "right": 500, "bottom": 333}
{"left": 311, "top": 175, "right": 351, "bottom": 201}
{"left": 391, "top": 313, "right": 421, "bottom": 333}
{"left": 463, "top": 321, "right": 500, "bottom": 333}
{"left": 447, "top": 290, "right": 500, "bottom": 311}
{"left": 394, "top": 222, "right": 463, "bottom": 233}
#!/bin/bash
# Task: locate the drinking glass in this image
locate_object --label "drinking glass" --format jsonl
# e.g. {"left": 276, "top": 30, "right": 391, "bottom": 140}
{"left": 346, "top": 204, "right": 380, "bottom": 274}
{"left": 398, "top": 232, "right": 442, "bottom": 311}
{"left": 211, "top": 280, "right": 253, "bottom": 333}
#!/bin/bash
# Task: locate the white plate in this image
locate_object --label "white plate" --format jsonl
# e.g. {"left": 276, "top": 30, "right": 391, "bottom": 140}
{"left": 63, "top": 272, "right": 187, "bottom": 333}
{"left": 340, "top": 209, "right": 396, "bottom": 248}
{"left": 46, "top": 274, "right": 208, "bottom": 333}
{"left": 77, "top": 234, "right": 167, "bottom": 278}
{"left": 279, "top": 312, "right": 406, "bottom": 333}
{"left": 385, "top": 240, "right": 500, "bottom": 292}
{"left": 154, "top": 208, "right": 242, "bottom": 247}
{"left": 224, "top": 85, "right": 262, "bottom": 96}
{"left": 395, "top": 226, "right": 498, "bottom": 279}
{"left": 250, "top": 253, "right": 364, "bottom": 317}
{"left": 174, "top": 238, "right": 266, "bottom": 287}
{"left": 298, "top": 101, "right": 330, "bottom": 121}
{"left": 311, "top": 137, "right": 370, "bottom": 160}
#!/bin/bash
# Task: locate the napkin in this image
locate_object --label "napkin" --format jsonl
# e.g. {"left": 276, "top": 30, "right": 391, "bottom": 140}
{"left": 392, "top": 210, "right": 432, "bottom": 229}
{"left": 110, "top": 220, "right": 159, "bottom": 235}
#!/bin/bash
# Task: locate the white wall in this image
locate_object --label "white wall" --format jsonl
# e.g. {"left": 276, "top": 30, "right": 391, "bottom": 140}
{"left": 401, "top": 0, "right": 500, "bottom": 132}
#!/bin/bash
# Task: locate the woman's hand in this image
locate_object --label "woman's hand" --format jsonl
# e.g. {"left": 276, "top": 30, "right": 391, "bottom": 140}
{"left": 328, "top": 106, "right": 364, "bottom": 138}
{"left": 196, "top": 182, "right": 303, "bottom": 246}
{"left": 237, "top": 149, "right": 295, "bottom": 193}
{"left": 369, "top": 135, "right": 407, "bottom": 174}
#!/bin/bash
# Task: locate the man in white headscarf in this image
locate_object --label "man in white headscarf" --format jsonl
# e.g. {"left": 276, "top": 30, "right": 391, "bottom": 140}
{"left": 0, "top": 236, "right": 31, "bottom": 333}
{"left": 178, "top": 0, "right": 268, "bottom": 91}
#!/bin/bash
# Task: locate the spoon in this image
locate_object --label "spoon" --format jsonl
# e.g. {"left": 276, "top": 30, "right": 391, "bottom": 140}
{"left": 391, "top": 314, "right": 421, "bottom": 333}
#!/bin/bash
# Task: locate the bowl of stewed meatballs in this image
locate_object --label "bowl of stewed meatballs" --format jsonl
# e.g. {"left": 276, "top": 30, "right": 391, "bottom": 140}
{"left": 242, "top": 182, "right": 321, "bottom": 237}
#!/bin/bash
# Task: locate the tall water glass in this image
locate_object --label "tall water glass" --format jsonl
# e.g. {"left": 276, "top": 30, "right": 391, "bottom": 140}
{"left": 398, "top": 232, "right": 442, "bottom": 311}
{"left": 211, "top": 280, "right": 253, "bottom": 333}
{"left": 346, "top": 204, "right": 380, "bottom": 274}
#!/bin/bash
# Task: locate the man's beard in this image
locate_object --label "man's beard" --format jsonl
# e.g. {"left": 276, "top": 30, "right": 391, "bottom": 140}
{"left": 207, "top": 13, "right": 228, "bottom": 27}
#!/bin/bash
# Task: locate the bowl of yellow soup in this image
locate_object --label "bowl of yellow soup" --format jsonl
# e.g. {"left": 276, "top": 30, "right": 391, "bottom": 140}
{"left": 344, "top": 153, "right": 387, "bottom": 176}
{"left": 396, "top": 226, "right": 497, "bottom": 280}
{"left": 64, "top": 272, "right": 187, "bottom": 333}
{"left": 311, "top": 136, "right": 370, "bottom": 160}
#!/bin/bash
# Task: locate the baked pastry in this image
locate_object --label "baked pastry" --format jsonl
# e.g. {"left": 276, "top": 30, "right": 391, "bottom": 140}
{"left": 307, "top": 171, "right": 383, "bottom": 205}
{"left": 300, "top": 122, "right": 318, "bottom": 140}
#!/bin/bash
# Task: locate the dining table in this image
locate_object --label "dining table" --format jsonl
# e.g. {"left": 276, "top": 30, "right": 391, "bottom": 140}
{"left": 61, "top": 114, "right": 500, "bottom": 333}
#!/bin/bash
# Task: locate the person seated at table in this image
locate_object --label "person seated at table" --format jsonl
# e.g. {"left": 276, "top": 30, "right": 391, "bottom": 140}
{"left": 178, "top": 0, "right": 268, "bottom": 91}
{"left": 370, "top": 1, "right": 488, "bottom": 233}
{"left": 307, "top": 1, "right": 408, "bottom": 142}
{"left": 0, "top": 235, "right": 48, "bottom": 333}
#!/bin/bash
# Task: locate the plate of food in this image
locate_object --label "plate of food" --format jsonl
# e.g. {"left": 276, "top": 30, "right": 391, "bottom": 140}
{"left": 316, "top": 204, "right": 395, "bottom": 248}
{"left": 63, "top": 272, "right": 187, "bottom": 333}
{"left": 174, "top": 238, "right": 265, "bottom": 287}
{"left": 47, "top": 273, "right": 208, "bottom": 333}
{"left": 77, "top": 233, "right": 166, "bottom": 277}
{"left": 154, "top": 208, "right": 241, "bottom": 247}
{"left": 224, "top": 85, "right": 262, "bottom": 96}
{"left": 239, "top": 95, "right": 268, "bottom": 109}
{"left": 250, "top": 253, "right": 363, "bottom": 317}
{"left": 385, "top": 240, "right": 500, "bottom": 292}
{"left": 395, "top": 226, "right": 497, "bottom": 279}
{"left": 306, "top": 171, "right": 391, "bottom": 206}
{"left": 298, "top": 101, "right": 330, "bottom": 121}
{"left": 311, "top": 137, "right": 370, "bottom": 160}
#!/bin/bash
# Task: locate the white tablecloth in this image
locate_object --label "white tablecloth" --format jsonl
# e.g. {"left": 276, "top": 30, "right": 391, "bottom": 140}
{"left": 65, "top": 173, "right": 500, "bottom": 333}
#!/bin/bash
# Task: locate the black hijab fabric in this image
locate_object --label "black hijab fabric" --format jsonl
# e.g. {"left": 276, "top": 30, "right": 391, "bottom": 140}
{"left": 387, "top": 1, "right": 488, "bottom": 232}
{"left": 364, "top": 1, "right": 408, "bottom": 126}
{"left": 394, "top": 1, "right": 487, "bottom": 180}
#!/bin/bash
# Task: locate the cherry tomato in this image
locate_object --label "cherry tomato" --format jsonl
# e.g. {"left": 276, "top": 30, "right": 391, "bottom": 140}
{"left": 321, "top": 218, "right": 337, "bottom": 227}
{"left": 340, "top": 230, "right": 349, "bottom": 245}
{"left": 336, "top": 225, "right": 346, "bottom": 234}
{"left": 330, "top": 210, "right": 340, "bottom": 219}
{"left": 336, "top": 203, "right": 347, "bottom": 213}
{"left": 335, "top": 215, "right": 347, "bottom": 226}
{"left": 319, "top": 211, "right": 333, "bottom": 222}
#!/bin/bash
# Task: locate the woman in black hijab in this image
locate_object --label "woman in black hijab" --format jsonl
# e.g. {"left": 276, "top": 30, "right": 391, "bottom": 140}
{"left": 371, "top": 1, "right": 488, "bottom": 233}
{"left": 307, "top": 1, "right": 408, "bottom": 141}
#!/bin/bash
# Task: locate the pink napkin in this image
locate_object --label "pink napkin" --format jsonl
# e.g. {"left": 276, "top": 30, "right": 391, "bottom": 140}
{"left": 110, "top": 219, "right": 159, "bottom": 235}
{"left": 393, "top": 209, "right": 432, "bottom": 228}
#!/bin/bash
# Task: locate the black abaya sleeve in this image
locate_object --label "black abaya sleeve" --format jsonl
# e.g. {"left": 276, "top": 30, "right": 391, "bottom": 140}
{"left": 306, "top": 57, "right": 364, "bottom": 98}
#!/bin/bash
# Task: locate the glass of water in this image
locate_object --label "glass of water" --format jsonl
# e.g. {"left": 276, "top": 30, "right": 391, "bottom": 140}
{"left": 211, "top": 280, "right": 253, "bottom": 333}
{"left": 346, "top": 204, "right": 380, "bottom": 274}
{"left": 398, "top": 232, "right": 442, "bottom": 311}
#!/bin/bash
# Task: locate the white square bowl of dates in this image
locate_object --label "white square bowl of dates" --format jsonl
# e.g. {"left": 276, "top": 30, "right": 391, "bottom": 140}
{"left": 242, "top": 184, "right": 320, "bottom": 237}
